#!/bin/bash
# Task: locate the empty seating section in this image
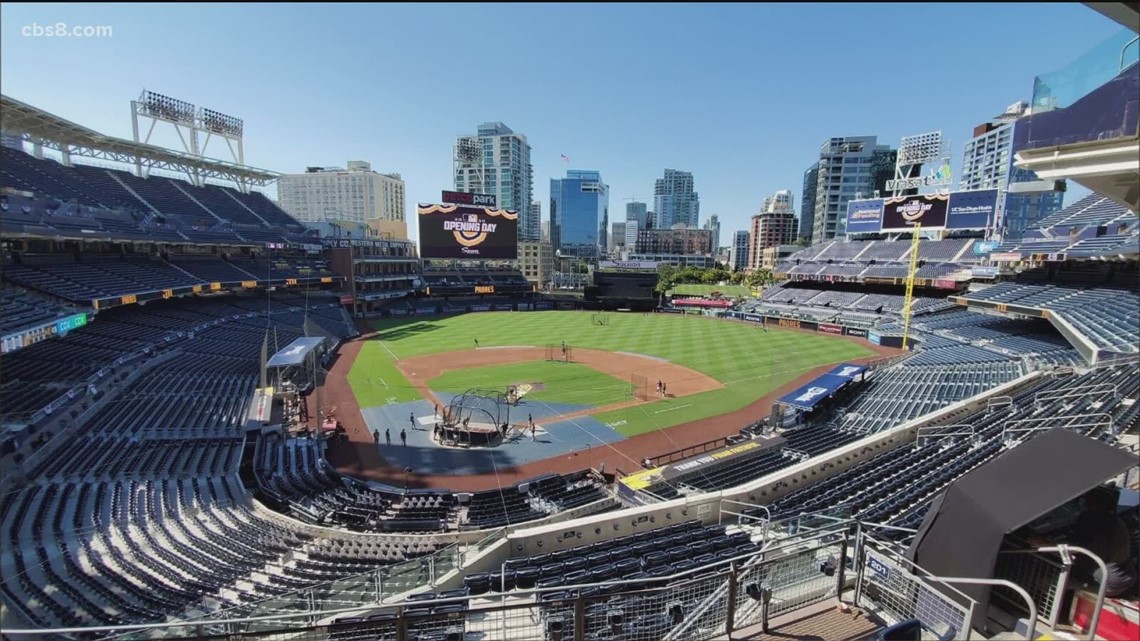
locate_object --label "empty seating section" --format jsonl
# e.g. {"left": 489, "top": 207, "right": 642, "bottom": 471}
{"left": 2, "top": 254, "right": 338, "bottom": 303}
{"left": 254, "top": 437, "right": 608, "bottom": 532}
{"left": 1032, "top": 194, "right": 1134, "bottom": 230}
{"left": 0, "top": 147, "right": 303, "bottom": 241}
{"left": 757, "top": 284, "right": 954, "bottom": 320}
{"left": 961, "top": 282, "right": 1140, "bottom": 353}
{"left": 0, "top": 286, "right": 81, "bottom": 335}
{"left": 759, "top": 365, "right": 1139, "bottom": 532}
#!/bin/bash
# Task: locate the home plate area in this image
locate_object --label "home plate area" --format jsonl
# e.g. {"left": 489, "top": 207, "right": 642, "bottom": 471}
{"left": 359, "top": 399, "right": 625, "bottom": 476}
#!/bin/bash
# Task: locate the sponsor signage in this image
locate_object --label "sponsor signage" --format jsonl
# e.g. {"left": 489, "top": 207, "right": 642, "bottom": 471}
{"left": 535, "top": 302, "right": 553, "bottom": 310}
{"left": 818, "top": 322, "right": 843, "bottom": 335}
{"left": 55, "top": 314, "right": 88, "bottom": 335}
{"left": 946, "top": 189, "right": 998, "bottom": 230}
{"left": 868, "top": 331, "right": 882, "bottom": 345}
{"left": 492, "top": 304, "right": 513, "bottom": 311}
{"left": 934, "top": 279, "right": 958, "bottom": 289}
{"left": 885, "top": 162, "right": 952, "bottom": 191}
{"left": 598, "top": 260, "right": 659, "bottom": 270}
{"left": 844, "top": 198, "right": 885, "bottom": 234}
{"left": 742, "top": 313, "right": 764, "bottom": 323}
{"left": 973, "top": 240, "right": 998, "bottom": 255}
{"left": 389, "top": 308, "right": 408, "bottom": 316}
{"left": 474, "top": 285, "right": 495, "bottom": 294}
{"left": 989, "top": 252, "right": 1022, "bottom": 262}
{"left": 972, "top": 266, "right": 998, "bottom": 278}
{"left": 777, "top": 318, "right": 801, "bottom": 329}
{"left": 828, "top": 364, "right": 866, "bottom": 379}
{"left": 339, "top": 294, "right": 355, "bottom": 305}
{"left": 441, "top": 190, "right": 497, "bottom": 208}
{"left": 417, "top": 203, "right": 519, "bottom": 259}
{"left": 471, "top": 304, "right": 491, "bottom": 312}
{"left": 881, "top": 193, "right": 949, "bottom": 231}
{"left": 414, "top": 307, "right": 437, "bottom": 316}
{"left": 844, "top": 327, "right": 868, "bottom": 338}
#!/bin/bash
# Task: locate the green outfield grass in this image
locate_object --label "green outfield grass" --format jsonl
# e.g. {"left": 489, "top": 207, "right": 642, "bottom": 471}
{"left": 668, "top": 283, "right": 753, "bottom": 298}
{"left": 427, "top": 361, "right": 630, "bottom": 407}
{"left": 350, "top": 311, "right": 875, "bottom": 436}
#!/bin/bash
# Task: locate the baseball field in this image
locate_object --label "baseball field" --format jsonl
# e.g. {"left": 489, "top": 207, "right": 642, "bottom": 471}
{"left": 348, "top": 311, "right": 875, "bottom": 437}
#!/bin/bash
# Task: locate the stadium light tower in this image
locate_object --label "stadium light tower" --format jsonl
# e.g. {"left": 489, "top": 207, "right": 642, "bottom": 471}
{"left": 130, "top": 89, "right": 245, "bottom": 181}
{"left": 454, "top": 136, "right": 484, "bottom": 193}
{"left": 887, "top": 131, "right": 953, "bottom": 198}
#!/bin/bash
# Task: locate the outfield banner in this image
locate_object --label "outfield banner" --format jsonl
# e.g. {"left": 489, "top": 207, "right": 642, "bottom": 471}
{"left": 770, "top": 317, "right": 818, "bottom": 332}
{"left": 660, "top": 308, "right": 684, "bottom": 314}
{"left": 868, "top": 331, "right": 882, "bottom": 345}
{"left": 946, "top": 189, "right": 999, "bottom": 230}
{"left": 535, "top": 302, "right": 553, "bottom": 310}
{"left": 881, "top": 193, "right": 949, "bottom": 231}
{"left": 517, "top": 303, "right": 533, "bottom": 311}
{"left": 443, "top": 304, "right": 466, "bottom": 314}
{"left": 818, "top": 322, "right": 843, "bottom": 335}
{"left": 845, "top": 198, "right": 885, "bottom": 234}
{"left": 742, "top": 313, "right": 764, "bottom": 323}
{"left": 471, "top": 304, "right": 491, "bottom": 312}
{"left": 844, "top": 327, "right": 868, "bottom": 338}
{"left": 413, "top": 306, "right": 438, "bottom": 316}
{"left": 388, "top": 308, "right": 408, "bottom": 316}
{"left": 417, "top": 203, "right": 519, "bottom": 259}
{"left": 492, "top": 304, "right": 513, "bottom": 311}
{"left": 934, "top": 279, "right": 958, "bottom": 289}
{"left": 776, "top": 373, "right": 852, "bottom": 410}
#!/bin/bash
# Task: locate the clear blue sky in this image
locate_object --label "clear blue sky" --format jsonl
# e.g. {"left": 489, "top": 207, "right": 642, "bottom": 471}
{"left": 0, "top": 3, "right": 1122, "bottom": 241}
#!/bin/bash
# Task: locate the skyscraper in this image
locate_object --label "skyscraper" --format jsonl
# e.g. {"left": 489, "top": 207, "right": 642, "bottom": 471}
{"left": 811, "top": 137, "right": 896, "bottom": 244}
{"left": 454, "top": 122, "right": 534, "bottom": 240}
{"left": 799, "top": 163, "right": 818, "bottom": 240}
{"left": 625, "top": 201, "right": 648, "bottom": 229}
{"left": 749, "top": 190, "right": 797, "bottom": 269}
{"left": 527, "top": 201, "right": 542, "bottom": 242}
{"left": 653, "top": 169, "right": 699, "bottom": 229}
{"left": 960, "top": 101, "right": 1065, "bottom": 239}
{"left": 550, "top": 170, "right": 609, "bottom": 259}
{"left": 729, "top": 230, "right": 750, "bottom": 272}
{"left": 703, "top": 214, "right": 721, "bottom": 252}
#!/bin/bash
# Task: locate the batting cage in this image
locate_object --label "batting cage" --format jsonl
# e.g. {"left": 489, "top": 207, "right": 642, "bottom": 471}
{"left": 630, "top": 373, "right": 650, "bottom": 401}
{"left": 440, "top": 388, "right": 514, "bottom": 447}
{"left": 545, "top": 343, "right": 573, "bottom": 363}
{"left": 591, "top": 312, "right": 610, "bottom": 327}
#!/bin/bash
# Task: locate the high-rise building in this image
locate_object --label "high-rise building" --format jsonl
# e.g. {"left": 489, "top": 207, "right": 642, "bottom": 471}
{"left": 761, "top": 189, "right": 795, "bottom": 215}
{"left": 635, "top": 228, "right": 713, "bottom": 255}
{"left": 609, "top": 222, "right": 627, "bottom": 254}
{"left": 811, "top": 136, "right": 895, "bottom": 244}
{"left": 550, "top": 169, "right": 609, "bottom": 259}
{"left": 277, "top": 161, "right": 406, "bottom": 237}
{"left": 960, "top": 101, "right": 1065, "bottom": 239}
{"left": 454, "top": 122, "right": 534, "bottom": 240}
{"left": 625, "top": 201, "right": 648, "bottom": 228}
{"left": 729, "top": 230, "right": 750, "bottom": 272}
{"left": 624, "top": 219, "right": 639, "bottom": 251}
{"left": 518, "top": 240, "right": 554, "bottom": 289}
{"left": 527, "top": 201, "right": 542, "bottom": 242}
{"left": 799, "top": 163, "right": 818, "bottom": 240}
{"left": 653, "top": 169, "right": 700, "bottom": 229}
{"left": 743, "top": 208, "right": 798, "bottom": 268}
{"left": 703, "top": 214, "right": 721, "bottom": 253}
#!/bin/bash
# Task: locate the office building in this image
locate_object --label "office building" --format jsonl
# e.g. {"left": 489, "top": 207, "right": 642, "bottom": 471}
{"left": 653, "top": 169, "right": 700, "bottom": 229}
{"left": 518, "top": 241, "right": 554, "bottom": 289}
{"left": 761, "top": 245, "right": 799, "bottom": 271}
{"left": 626, "top": 201, "right": 649, "bottom": 228}
{"left": 811, "top": 136, "right": 896, "bottom": 244}
{"left": 453, "top": 122, "right": 535, "bottom": 240}
{"left": 960, "top": 101, "right": 1065, "bottom": 239}
{"left": 703, "top": 214, "right": 721, "bottom": 253}
{"left": 761, "top": 189, "right": 795, "bottom": 215}
{"left": 729, "top": 230, "right": 750, "bottom": 272}
{"left": 799, "top": 163, "right": 818, "bottom": 240}
{"left": 610, "top": 221, "right": 627, "bottom": 254}
{"left": 277, "top": 161, "right": 406, "bottom": 237}
{"left": 527, "top": 201, "right": 542, "bottom": 243}
{"left": 624, "top": 219, "right": 640, "bottom": 251}
{"left": 550, "top": 169, "right": 609, "bottom": 259}
{"left": 748, "top": 189, "right": 797, "bottom": 269}
{"left": 635, "top": 227, "right": 713, "bottom": 255}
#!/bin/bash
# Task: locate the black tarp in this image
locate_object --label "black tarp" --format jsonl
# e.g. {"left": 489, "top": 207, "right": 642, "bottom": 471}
{"left": 906, "top": 428, "right": 1137, "bottom": 631}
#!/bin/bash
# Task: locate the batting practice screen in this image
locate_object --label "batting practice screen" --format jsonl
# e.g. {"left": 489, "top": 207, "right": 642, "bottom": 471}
{"left": 417, "top": 203, "right": 519, "bottom": 259}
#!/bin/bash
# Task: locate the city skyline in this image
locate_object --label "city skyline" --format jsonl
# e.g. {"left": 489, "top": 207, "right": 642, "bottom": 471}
{"left": 0, "top": 3, "right": 1117, "bottom": 244}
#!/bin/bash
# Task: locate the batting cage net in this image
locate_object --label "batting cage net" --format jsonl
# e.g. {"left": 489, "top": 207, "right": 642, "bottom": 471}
{"left": 630, "top": 373, "right": 650, "bottom": 401}
{"left": 545, "top": 343, "right": 572, "bottom": 363}
{"left": 591, "top": 313, "right": 609, "bottom": 326}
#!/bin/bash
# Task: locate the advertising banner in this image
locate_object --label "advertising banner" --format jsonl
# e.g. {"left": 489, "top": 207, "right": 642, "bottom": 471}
{"left": 417, "top": 203, "right": 519, "bottom": 259}
{"left": 972, "top": 266, "right": 998, "bottom": 278}
{"left": 742, "top": 313, "right": 764, "bottom": 323}
{"left": 492, "top": 304, "right": 513, "bottom": 311}
{"left": 535, "top": 302, "right": 553, "bottom": 310}
{"left": 776, "top": 373, "right": 852, "bottom": 410}
{"left": 989, "top": 252, "right": 1022, "bottom": 262}
{"left": 881, "top": 193, "right": 949, "bottom": 231}
{"left": 844, "top": 198, "right": 885, "bottom": 234}
{"left": 440, "top": 190, "right": 497, "bottom": 207}
{"left": 414, "top": 307, "right": 438, "bottom": 316}
{"left": 868, "top": 331, "right": 882, "bottom": 345}
{"left": 818, "top": 322, "right": 843, "bottom": 335}
{"left": 947, "top": 189, "right": 998, "bottom": 230}
{"left": 388, "top": 308, "right": 408, "bottom": 316}
{"left": 827, "top": 363, "right": 867, "bottom": 379}
{"left": 973, "top": 240, "right": 999, "bottom": 255}
{"left": 844, "top": 327, "right": 868, "bottom": 338}
{"left": 471, "top": 304, "right": 492, "bottom": 312}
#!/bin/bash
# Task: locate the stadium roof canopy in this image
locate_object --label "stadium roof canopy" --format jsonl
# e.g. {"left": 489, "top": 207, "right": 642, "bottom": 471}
{"left": 0, "top": 94, "right": 280, "bottom": 187}
{"left": 907, "top": 428, "right": 1136, "bottom": 631}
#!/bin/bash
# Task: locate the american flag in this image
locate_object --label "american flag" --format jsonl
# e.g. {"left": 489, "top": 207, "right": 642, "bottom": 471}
{"left": 560, "top": 154, "right": 570, "bottom": 163}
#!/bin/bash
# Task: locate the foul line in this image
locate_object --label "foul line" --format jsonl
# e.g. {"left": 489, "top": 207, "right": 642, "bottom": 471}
{"left": 377, "top": 340, "right": 399, "bottom": 361}
{"left": 654, "top": 403, "right": 692, "bottom": 414}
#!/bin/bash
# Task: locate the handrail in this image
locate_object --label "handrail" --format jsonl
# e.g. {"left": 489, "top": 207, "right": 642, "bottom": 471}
{"left": 926, "top": 576, "right": 1037, "bottom": 640}
{"left": 1122, "top": 35, "right": 1139, "bottom": 72}
{"left": 1036, "top": 545, "right": 1109, "bottom": 641}
{"left": 915, "top": 423, "right": 976, "bottom": 448}
{"left": 1003, "top": 412, "right": 1113, "bottom": 442}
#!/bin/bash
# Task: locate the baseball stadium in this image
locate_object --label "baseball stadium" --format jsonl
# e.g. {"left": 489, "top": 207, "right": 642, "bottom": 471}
{"left": 2, "top": 5, "right": 1140, "bottom": 641}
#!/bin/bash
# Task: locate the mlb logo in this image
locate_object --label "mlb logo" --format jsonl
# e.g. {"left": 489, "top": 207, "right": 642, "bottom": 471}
{"left": 467, "top": 214, "right": 478, "bottom": 222}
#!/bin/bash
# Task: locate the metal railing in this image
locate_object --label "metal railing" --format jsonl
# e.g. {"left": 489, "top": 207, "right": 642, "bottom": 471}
{"left": 998, "top": 545, "right": 1110, "bottom": 641}
{"left": 1002, "top": 412, "right": 1114, "bottom": 443}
